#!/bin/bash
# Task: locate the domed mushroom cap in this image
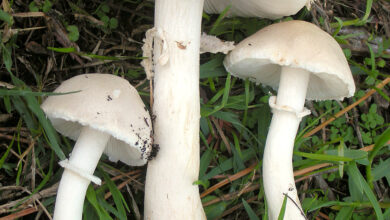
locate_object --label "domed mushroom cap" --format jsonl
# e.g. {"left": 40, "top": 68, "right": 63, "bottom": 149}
{"left": 204, "top": 0, "right": 311, "bottom": 19}
{"left": 224, "top": 20, "right": 355, "bottom": 100}
{"left": 41, "top": 74, "right": 152, "bottom": 166}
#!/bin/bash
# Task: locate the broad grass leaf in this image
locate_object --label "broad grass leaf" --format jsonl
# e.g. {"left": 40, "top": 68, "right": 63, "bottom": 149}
{"left": 347, "top": 162, "right": 383, "bottom": 220}
{"left": 100, "top": 168, "right": 129, "bottom": 220}
{"left": 203, "top": 195, "right": 227, "bottom": 220}
{"left": 202, "top": 148, "right": 255, "bottom": 181}
{"left": 199, "top": 148, "right": 214, "bottom": 179}
{"left": 335, "top": 206, "right": 354, "bottom": 220}
{"left": 242, "top": 198, "right": 260, "bottom": 220}
{"left": 372, "top": 158, "right": 390, "bottom": 183}
{"left": 86, "top": 185, "right": 113, "bottom": 220}
{"left": 277, "top": 195, "right": 287, "bottom": 220}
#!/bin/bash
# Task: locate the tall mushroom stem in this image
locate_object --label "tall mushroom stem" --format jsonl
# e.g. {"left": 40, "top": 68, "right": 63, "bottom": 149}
{"left": 53, "top": 127, "right": 109, "bottom": 220}
{"left": 144, "top": 0, "right": 206, "bottom": 219}
{"left": 263, "top": 66, "right": 310, "bottom": 220}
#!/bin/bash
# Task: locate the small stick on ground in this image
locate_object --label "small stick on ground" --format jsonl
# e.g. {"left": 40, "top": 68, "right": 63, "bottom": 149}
{"left": 0, "top": 207, "right": 38, "bottom": 220}
{"left": 304, "top": 77, "right": 390, "bottom": 138}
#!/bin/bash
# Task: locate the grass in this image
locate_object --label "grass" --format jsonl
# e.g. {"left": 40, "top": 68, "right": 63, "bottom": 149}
{"left": 0, "top": 0, "right": 390, "bottom": 219}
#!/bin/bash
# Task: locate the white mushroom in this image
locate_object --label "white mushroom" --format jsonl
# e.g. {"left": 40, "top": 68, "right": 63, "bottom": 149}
{"left": 224, "top": 20, "right": 355, "bottom": 219}
{"left": 143, "top": 1, "right": 206, "bottom": 219}
{"left": 204, "top": 0, "right": 312, "bottom": 19}
{"left": 41, "top": 73, "right": 152, "bottom": 220}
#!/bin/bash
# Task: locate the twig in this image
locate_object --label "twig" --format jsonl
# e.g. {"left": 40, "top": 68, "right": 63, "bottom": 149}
{"left": 218, "top": 196, "right": 257, "bottom": 219}
{"left": 109, "top": 169, "right": 142, "bottom": 182}
{"left": 0, "top": 183, "right": 58, "bottom": 214}
{"left": 0, "top": 133, "right": 30, "bottom": 144}
{"left": 0, "top": 114, "right": 12, "bottom": 123}
{"left": 103, "top": 173, "right": 142, "bottom": 199}
{"left": 104, "top": 45, "right": 138, "bottom": 54}
{"left": 202, "top": 183, "right": 260, "bottom": 207}
{"left": 0, "top": 207, "right": 38, "bottom": 220}
{"left": 0, "top": 26, "right": 47, "bottom": 34}
{"left": 304, "top": 77, "right": 390, "bottom": 138}
{"left": 1, "top": 144, "right": 25, "bottom": 163}
{"left": 33, "top": 197, "right": 52, "bottom": 220}
{"left": 54, "top": 60, "right": 114, "bottom": 71}
{"left": 0, "top": 127, "right": 29, "bottom": 132}
{"left": 361, "top": 140, "right": 390, "bottom": 151}
{"left": 293, "top": 163, "right": 332, "bottom": 176}
{"left": 100, "top": 167, "right": 143, "bottom": 186}
{"left": 16, "top": 137, "right": 35, "bottom": 168}
{"left": 283, "top": 193, "right": 308, "bottom": 220}
{"left": 318, "top": 211, "right": 330, "bottom": 220}
{"left": 200, "top": 163, "right": 256, "bottom": 198}
{"left": 0, "top": 82, "right": 15, "bottom": 89}
{"left": 125, "top": 184, "right": 141, "bottom": 220}
{"left": 295, "top": 168, "right": 339, "bottom": 183}
{"left": 335, "top": 100, "right": 350, "bottom": 121}
{"left": 11, "top": 12, "right": 45, "bottom": 17}
{"left": 210, "top": 117, "right": 232, "bottom": 155}
{"left": 74, "top": 13, "right": 104, "bottom": 26}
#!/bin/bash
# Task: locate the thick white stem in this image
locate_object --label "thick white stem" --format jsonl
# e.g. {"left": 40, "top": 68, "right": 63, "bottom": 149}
{"left": 263, "top": 66, "right": 310, "bottom": 220}
{"left": 53, "top": 127, "right": 110, "bottom": 220}
{"left": 144, "top": 1, "right": 206, "bottom": 219}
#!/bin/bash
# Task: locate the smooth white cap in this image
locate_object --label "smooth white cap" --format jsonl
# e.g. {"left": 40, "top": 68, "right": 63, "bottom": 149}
{"left": 41, "top": 73, "right": 152, "bottom": 166}
{"left": 204, "top": 0, "right": 311, "bottom": 19}
{"left": 224, "top": 20, "right": 356, "bottom": 101}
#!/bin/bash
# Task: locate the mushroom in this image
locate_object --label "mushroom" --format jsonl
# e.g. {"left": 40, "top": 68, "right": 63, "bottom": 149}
{"left": 143, "top": 1, "right": 206, "bottom": 219}
{"left": 204, "top": 0, "right": 312, "bottom": 19}
{"left": 223, "top": 20, "right": 355, "bottom": 219}
{"left": 41, "top": 73, "right": 152, "bottom": 220}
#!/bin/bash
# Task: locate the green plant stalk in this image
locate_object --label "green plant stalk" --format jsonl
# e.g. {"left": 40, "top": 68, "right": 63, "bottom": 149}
{"left": 202, "top": 73, "right": 232, "bottom": 117}
{"left": 330, "top": 0, "right": 372, "bottom": 28}
{"left": 277, "top": 195, "right": 288, "bottom": 220}
{"left": 331, "top": 202, "right": 390, "bottom": 210}
{"left": 366, "top": 127, "right": 390, "bottom": 189}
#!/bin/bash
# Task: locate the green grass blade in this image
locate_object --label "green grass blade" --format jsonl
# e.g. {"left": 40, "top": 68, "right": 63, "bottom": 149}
{"left": 202, "top": 148, "right": 256, "bottom": 181}
{"left": 100, "top": 168, "right": 128, "bottom": 220}
{"left": 203, "top": 196, "right": 227, "bottom": 219}
{"left": 97, "top": 198, "right": 121, "bottom": 218}
{"left": 372, "top": 158, "right": 390, "bottom": 181}
{"left": 366, "top": 126, "right": 390, "bottom": 189}
{"left": 348, "top": 162, "right": 383, "bottom": 220}
{"left": 0, "top": 88, "right": 79, "bottom": 96}
{"left": 335, "top": 206, "right": 354, "bottom": 220}
{"left": 86, "top": 185, "right": 113, "bottom": 220}
{"left": 209, "top": 5, "right": 231, "bottom": 35}
{"left": 242, "top": 198, "right": 260, "bottom": 220}
{"left": 369, "top": 126, "right": 390, "bottom": 163}
{"left": 199, "top": 148, "right": 214, "bottom": 178}
{"left": 294, "top": 151, "right": 353, "bottom": 162}
{"left": 277, "top": 195, "right": 287, "bottom": 220}
{"left": 47, "top": 47, "right": 76, "bottom": 53}
{"left": 0, "top": 135, "right": 14, "bottom": 169}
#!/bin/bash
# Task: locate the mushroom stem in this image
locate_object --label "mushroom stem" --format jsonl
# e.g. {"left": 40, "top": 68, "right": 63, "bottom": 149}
{"left": 53, "top": 126, "right": 110, "bottom": 220}
{"left": 263, "top": 66, "right": 310, "bottom": 220}
{"left": 144, "top": 0, "right": 206, "bottom": 219}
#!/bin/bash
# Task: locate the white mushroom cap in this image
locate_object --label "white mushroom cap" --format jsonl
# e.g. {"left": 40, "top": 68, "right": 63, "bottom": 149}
{"left": 41, "top": 73, "right": 152, "bottom": 166}
{"left": 204, "top": 0, "right": 311, "bottom": 19}
{"left": 224, "top": 20, "right": 356, "bottom": 101}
